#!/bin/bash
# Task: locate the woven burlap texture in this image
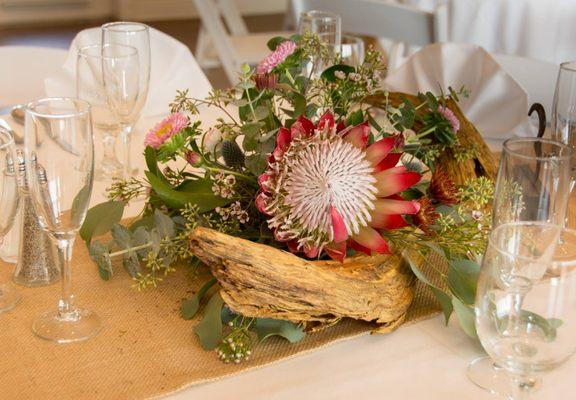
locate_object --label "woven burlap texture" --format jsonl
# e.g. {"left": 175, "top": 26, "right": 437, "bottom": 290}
{"left": 0, "top": 237, "right": 443, "bottom": 399}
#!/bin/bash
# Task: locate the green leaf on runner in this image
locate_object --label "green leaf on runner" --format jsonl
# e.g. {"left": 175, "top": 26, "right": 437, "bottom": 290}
{"left": 80, "top": 200, "right": 125, "bottom": 245}
{"left": 447, "top": 259, "right": 481, "bottom": 305}
{"left": 194, "top": 292, "right": 225, "bottom": 350}
{"left": 452, "top": 296, "right": 477, "bottom": 338}
{"left": 181, "top": 278, "right": 217, "bottom": 320}
{"left": 253, "top": 318, "right": 306, "bottom": 343}
{"left": 88, "top": 240, "right": 113, "bottom": 280}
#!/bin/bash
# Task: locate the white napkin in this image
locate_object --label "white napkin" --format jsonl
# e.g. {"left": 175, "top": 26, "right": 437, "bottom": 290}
{"left": 45, "top": 27, "right": 213, "bottom": 118}
{"left": 384, "top": 43, "right": 532, "bottom": 141}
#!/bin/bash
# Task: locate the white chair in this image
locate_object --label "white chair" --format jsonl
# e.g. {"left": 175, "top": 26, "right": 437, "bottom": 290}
{"left": 290, "top": 0, "right": 448, "bottom": 70}
{"left": 193, "top": 0, "right": 292, "bottom": 84}
{"left": 0, "top": 46, "right": 67, "bottom": 108}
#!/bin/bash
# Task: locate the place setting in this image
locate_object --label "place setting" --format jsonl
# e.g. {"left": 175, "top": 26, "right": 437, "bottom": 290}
{"left": 1, "top": 1, "right": 576, "bottom": 399}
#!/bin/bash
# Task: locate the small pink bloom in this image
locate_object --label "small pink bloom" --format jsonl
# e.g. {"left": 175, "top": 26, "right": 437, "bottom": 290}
{"left": 256, "top": 41, "right": 297, "bottom": 74}
{"left": 185, "top": 151, "right": 202, "bottom": 166}
{"left": 438, "top": 106, "right": 460, "bottom": 132}
{"left": 254, "top": 73, "right": 278, "bottom": 90}
{"left": 144, "top": 113, "right": 189, "bottom": 149}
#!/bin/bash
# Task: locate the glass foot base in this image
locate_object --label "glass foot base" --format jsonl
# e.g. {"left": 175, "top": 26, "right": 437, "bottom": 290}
{"left": 0, "top": 283, "right": 20, "bottom": 313}
{"left": 467, "top": 356, "right": 540, "bottom": 396}
{"left": 33, "top": 308, "right": 102, "bottom": 343}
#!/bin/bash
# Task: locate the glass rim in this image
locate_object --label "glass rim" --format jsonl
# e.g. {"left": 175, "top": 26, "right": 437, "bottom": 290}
{"left": 342, "top": 34, "right": 364, "bottom": 45}
{"left": 560, "top": 61, "right": 576, "bottom": 72}
{"left": 102, "top": 21, "right": 149, "bottom": 32}
{"left": 300, "top": 9, "right": 341, "bottom": 22}
{"left": 502, "top": 137, "right": 573, "bottom": 161}
{"left": 0, "top": 127, "right": 15, "bottom": 150}
{"left": 25, "top": 97, "right": 91, "bottom": 120}
{"left": 78, "top": 43, "right": 138, "bottom": 60}
{"left": 488, "top": 221, "right": 563, "bottom": 262}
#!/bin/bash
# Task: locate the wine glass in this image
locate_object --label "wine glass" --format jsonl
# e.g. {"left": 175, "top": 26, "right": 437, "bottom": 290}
{"left": 551, "top": 62, "right": 576, "bottom": 202}
{"left": 468, "top": 137, "right": 573, "bottom": 395}
{"left": 0, "top": 128, "right": 21, "bottom": 313}
{"left": 476, "top": 222, "right": 576, "bottom": 399}
{"left": 101, "top": 22, "right": 150, "bottom": 179}
{"left": 298, "top": 10, "right": 341, "bottom": 77}
{"left": 76, "top": 44, "right": 138, "bottom": 181}
{"left": 340, "top": 35, "right": 365, "bottom": 67}
{"left": 24, "top": 97, "right": 99, "bottom": 343}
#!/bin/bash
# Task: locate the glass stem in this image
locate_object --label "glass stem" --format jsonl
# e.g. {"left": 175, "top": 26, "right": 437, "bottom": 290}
{"left": 55, "top": 237, "right": 76, "bottom": 318}
{"left": 509, "top": 375, "right": 537, "bottom": 400}
{"left": 119, "top": 123, "right": 133, "bottom": 180}
{"left": 102, "top": 133, "right": 117, "bottom": 163}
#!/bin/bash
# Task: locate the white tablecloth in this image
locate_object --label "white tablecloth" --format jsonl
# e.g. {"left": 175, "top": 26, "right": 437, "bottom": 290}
{"left": 403, "top": 0, "right": 576, "bottom": 64}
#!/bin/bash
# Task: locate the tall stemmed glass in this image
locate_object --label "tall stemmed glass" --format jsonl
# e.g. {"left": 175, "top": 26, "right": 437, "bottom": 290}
{"left": 0, "top": 128, "right": 21, "bottom": 313}
{"left": 551, "top": 62, "right": 576, "bottom": 200}
{"left": 340, "top": 35, "right": 365, "bottom": 67}
{"left": 476, "top": 223, "right": 576, "bottom": 400}
{"left": 25, "top": 98, "right": 100, "bottom": 343}
{"left": 76, "top": 44, "right": 139, "bottom": 181}
{"left": 298, "top": 10, "right": 341, "bottom": 77}
{"left": 101, "top": 22, "right": 150, "bottom": 179}
{"left": 468, "top": 137, "right": 573, "bottom": 395}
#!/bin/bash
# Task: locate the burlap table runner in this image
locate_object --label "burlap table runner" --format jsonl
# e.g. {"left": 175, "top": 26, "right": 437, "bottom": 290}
{"left": 0, "top": 233, "right": 443, "bottom": 399}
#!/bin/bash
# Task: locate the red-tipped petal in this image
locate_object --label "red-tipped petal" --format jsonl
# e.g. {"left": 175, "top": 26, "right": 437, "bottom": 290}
{"left": 374, "top": 152, "right": 402, "bottom": 173}
{"left": 317, "top": 111, "right": 335, "bottom": 130}
{"left": 287, "top": 240, "right": 300, "bottom": 253}
{"left": 326, "top": 242, "right": 347, "bottom": 262}
{"left": 349, "top": 240, "right": 373, "bottom": 256}
{"left": 276, "top": 127, "right": 291, "bottom": 151}
{"left": 343, "top": 121, "right": 370, "bottom": 149}
{"left": 352, "top": 227, "right": 391, "bottom": 254}
{"left": 371, "top": 214, "right": 408, "bottom": 229}
{"left": 330, "top": 205, "right": 348, "bottom": 243}
{"left": 258, "top": 173, "right": 270, "bottom": 190}
{"left": 255, "top": 192, "right": 269, "bottom": 214}
{"left": 296, "top": 115, "right": 315, "bottom": 135}
{"left": 304, "top": 245, "right": 319, "bottom": 258}
{"left": 336, "top": 120, "right": 346, "bottom": 133}
{"left": 365, "top": 137, "right": 396, "bottom": 165}
{"left": 373, "top": 198, "right": 420, "bottom": 215}
{"left": 375, "top": 171, "right": 421, "bottom": 197}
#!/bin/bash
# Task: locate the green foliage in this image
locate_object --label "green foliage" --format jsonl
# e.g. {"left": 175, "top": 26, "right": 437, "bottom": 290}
{"left": 267, "top": 36, "right": 287, "bottom": 51}
{"left": 452, "top": 297, "right": 477, "bottom": 338}
{"left": 447, "top": 259, "right": 480, "bottom": 305}
{"left": 80, "top": 200, "right": 126, "bottom": 245}
{"left": 194, "top": 292, "right": 225, "bottom": 350}
{"left": 182, "top": 278, "right": 217, "bottom": 320}
{"left": 253, "top": 318, "right": 306, "bottom": 343}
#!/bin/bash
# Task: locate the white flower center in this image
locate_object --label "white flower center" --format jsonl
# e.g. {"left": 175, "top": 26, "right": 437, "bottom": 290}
{"left": 284, "top": 138, "right": 377, "bottom": 238}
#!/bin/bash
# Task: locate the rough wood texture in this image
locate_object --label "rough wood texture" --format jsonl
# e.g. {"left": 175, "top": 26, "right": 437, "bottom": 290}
{"left": 189, "top": 227, "right": 415, "bottom": 331}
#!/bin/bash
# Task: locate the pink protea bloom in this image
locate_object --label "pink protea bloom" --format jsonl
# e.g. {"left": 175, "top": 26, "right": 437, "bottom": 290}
{"left": 144, "top": 113, "right": 190, "bottom": 149}
{"left": 438, "top": 106, "right": 460, "bottom": 133}
{"left": 256, "top": 40, "right": 297, "bottom": 74}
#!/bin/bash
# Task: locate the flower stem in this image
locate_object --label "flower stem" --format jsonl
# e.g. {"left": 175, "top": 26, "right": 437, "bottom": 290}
{"left": 109, "top": 242, "right": 153, "bottom": 258}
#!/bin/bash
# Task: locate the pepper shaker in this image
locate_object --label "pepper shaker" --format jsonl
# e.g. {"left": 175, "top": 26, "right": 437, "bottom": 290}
{"left": 12, "top": 150, "right": 59, "bottom": 287}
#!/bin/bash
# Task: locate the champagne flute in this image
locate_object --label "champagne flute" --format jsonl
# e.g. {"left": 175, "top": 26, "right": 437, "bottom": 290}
{"left": 340, "top": 35, "right": 365, "bottom": 67}
{"left": 76, "top": 44, "right": 138, "bottom": 181}
{"left": 101, "top": 22, "right": 150, "bottom": 179}
{"left": 25, "top": 97, "right": 100, "bottom": 343}
{"left": 468, "top": 137, "right": 573, "bottom": 395}
{"left": 476, "top": 223, "right": 576, "bottom": 399}
{"left": 0, "top": 128, "right": 21, "bottom": 313}
{"left": 298, "top": 10, "right": 341, "bottom": 77}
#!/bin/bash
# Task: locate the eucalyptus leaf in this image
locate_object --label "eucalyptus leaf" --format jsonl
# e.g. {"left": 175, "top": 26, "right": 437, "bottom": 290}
{"left": 194, "top": 292, "right": 225, "bottom": 350}
{"left": 122, "top": 251, "right": 142, "bottom": 278}
{"left": 89, "top": 241, "right": 112, "bottom": 280}
{"left": 254, "top": 318, "right": 306, "bottom": 343}
{"left": 111, "top": 223, "right": 132, "bottom": 249}
{"left": 447, "top": 259, "right": 480, "bottom": 305}
{"left": 80, "top": 201, "right": 126, "bottom": 245}
{"left": 154, "top": 209, "right": 175, "bottom": 238}
{"left": 452, "top": 297, "right": 477, "bottom": 338}
{"left": 181, "top": 278, "right": 217, "bottom": 320}
{"left": 245, "top": 154, "right": 268, "bottom": 176}
{"left": 320, "top": 64, "right": 355, "bottom": 82}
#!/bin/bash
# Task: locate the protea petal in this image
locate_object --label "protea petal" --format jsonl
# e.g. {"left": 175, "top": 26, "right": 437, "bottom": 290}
{"left": 336, "top": 120, "right": 346, "bottom": 133}
{"left": 375, "top": 171, "right": 421, "bottom": 197}
{"left": 291, "top": 116, "right": 315, "bottom": 139}
{"left": 373, "top": 198, "right": 420, "bottom": 215}
{"left": 317, "top": 111, "right": 335, "bottom": 130}
{"left": 298, "top": 115, "right": 315, "bottom": 135}
{"left": 330, "top": 205, "right": 348, "bottom": 243}
{"left": 374, "top": 152, "right": 402, "bottom": 173}
{"left": 365, "top": 137, "right": 397, "bottom": 165}
{"left": 255, "top": 192, "right": 270, "bottom": 214}
{"left": 276, "top": 127, "right": 291, "bottom": 150}
{"left": 352, "top": 226, "right": 390, "bottom": 254}
{"left": 326, "top": 241, "right": 347, "bottom": 262}
{"left": 304, "top": 244, "right": 319, "bottom": 258}
{"left": 343, "top": 122, "right": 370, "bottom": 149}
{"left": 349, "top": 240, "right": 373, "bottom": 256}
{"left": 258, "top": 173, "right": 270, "bottom": 190}
{"left": 371, "top": 214, "right": 408, "bottom": 229}
{"left": 287, "top": 240, "right": 300, "bottom": 253}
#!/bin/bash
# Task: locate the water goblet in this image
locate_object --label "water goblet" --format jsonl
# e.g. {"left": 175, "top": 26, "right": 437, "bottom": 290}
{"left": 298, "top": 10, "right": 341, "bottom": 77}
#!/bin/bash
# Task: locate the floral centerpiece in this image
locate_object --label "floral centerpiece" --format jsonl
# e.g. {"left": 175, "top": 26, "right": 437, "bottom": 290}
{"left": 82, "top": 34, "right": 495, "bottom": 362}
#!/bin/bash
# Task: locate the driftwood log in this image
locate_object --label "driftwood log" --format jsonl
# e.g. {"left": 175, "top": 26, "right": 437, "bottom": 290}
{"left": 189, "top": 227, "right": 415, "bottom": 332}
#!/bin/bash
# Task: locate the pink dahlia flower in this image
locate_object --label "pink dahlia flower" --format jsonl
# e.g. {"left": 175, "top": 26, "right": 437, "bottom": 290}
{"left": 256, "top": 41, "right": 297, "bottom": 74}
{"left": 144, "top": 113, "right": 190, "bottom": 149}
{"left": 438, "top": 106, "right": 460, "bottom": 133}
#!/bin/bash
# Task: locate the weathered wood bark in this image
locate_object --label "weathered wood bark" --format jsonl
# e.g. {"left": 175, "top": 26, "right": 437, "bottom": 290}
{"left": 189, "top": 227, "right": 415, "bottom": 332}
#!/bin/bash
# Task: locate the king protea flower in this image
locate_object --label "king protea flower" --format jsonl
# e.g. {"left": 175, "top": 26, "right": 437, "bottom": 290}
{"left": 256, "top": 111, "right": 422, "bottom": 262}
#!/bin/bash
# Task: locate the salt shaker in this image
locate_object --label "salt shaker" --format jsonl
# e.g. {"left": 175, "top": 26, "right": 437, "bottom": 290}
{"left": 12, "top": 151, "right": 59, "bottom": 286}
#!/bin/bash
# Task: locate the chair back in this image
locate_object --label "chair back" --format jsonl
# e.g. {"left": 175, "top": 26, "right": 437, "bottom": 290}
{"left": 291, "top": 0, "right": 447, "bottom": 69}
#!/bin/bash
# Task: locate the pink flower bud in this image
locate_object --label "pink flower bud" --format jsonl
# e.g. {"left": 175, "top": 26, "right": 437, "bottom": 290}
{"left": 185, "top": 151, "right": 202, "bottom": 166}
